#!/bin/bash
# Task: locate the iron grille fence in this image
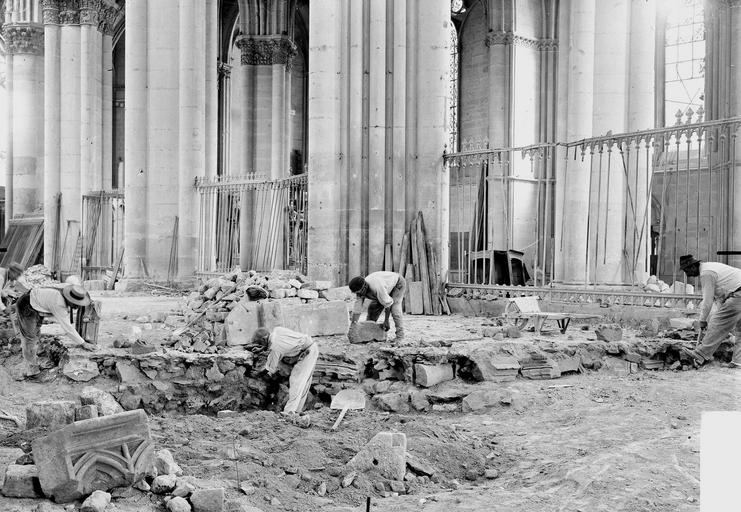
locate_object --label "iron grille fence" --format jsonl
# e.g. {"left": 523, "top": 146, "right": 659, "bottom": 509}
{"left": 445, "top": 115, "right": 741, "bottom": 290}
{"left": 81, "top": 191, "right": 125, "bottom": 280}
{"left": 195, "top": 173, "right": 308, "bottom": 275}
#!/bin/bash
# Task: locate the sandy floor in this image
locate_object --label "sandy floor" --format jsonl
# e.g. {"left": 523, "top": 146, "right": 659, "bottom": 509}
{"left": 0, "top": 292, "right": 739, "bottom": 511}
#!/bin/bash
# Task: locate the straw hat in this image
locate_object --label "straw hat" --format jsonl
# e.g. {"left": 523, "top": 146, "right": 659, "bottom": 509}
{"left": 62, "top": 284, "right": 91, "bottom": 307}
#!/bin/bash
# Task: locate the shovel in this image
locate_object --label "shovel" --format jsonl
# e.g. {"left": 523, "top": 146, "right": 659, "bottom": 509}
{"left": 330, "top": 389, "right": 366, "bottom": 431}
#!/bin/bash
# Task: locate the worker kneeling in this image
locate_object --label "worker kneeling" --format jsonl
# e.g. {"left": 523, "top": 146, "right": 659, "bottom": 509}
{"left": 252, "top": 326, "right": 319, "bottom": 419}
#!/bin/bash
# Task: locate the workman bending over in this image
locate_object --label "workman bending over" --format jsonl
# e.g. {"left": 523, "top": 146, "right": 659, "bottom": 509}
{"left": 679, "top": 254, "right": 741, "bottom": 368}
{"left": 12, "top": 284, "right": 96, "bottom": 377}
{"left": 348, "top": 271, "right": 406, "bottom": 342}
{"left": 252, "top": 326, "right": 319, "bottom": 416}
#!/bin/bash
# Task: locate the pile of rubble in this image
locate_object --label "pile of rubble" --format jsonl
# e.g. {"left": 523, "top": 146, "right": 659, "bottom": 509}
{"left": 1, "top": 389, "right": 232, "bottom": 512}
{"left": 640, "top": 275, "right": 694, "bottom": 295}
{"left": 21, "top": 264, "right": 57, "bottom": 289}
{"left": 172, "top": 269, "right": 355, "bottom": 353}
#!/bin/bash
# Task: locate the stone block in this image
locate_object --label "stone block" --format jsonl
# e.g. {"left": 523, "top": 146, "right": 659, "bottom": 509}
{"left": 167, "top": 496, "right": 192, "bottom": 512}
{"left": 269, "top": 289, "right": 287, "bottom": 299}
{"left": 414, "top": 364, "right": 454, "bottom": 387}
{"left": 151, "top": 474, "right": 177, "bottom": 494}
{"left": 297, "top": 289, "right": 319, "bottom": 300}
{"left": 469, "top": 354, "right": 520, "bottom": 382}
{"left": 75, "top": 405, "right": 98, "bottom": 421}
{"left": 461, "top": 390, "right": 500, "bottom": 412}
{"left": 154, "top": 449, "right": 183, "bottom": 476}
{"left": 281, "top": 300, "right": 349, "bottom": 337}
{"left": 225, "top": 300, "right": 260, "bottom": 346}
{"left": 1, "top": 464, "right": 44, "bottom": 498}
{"left": 80, "top": 387, "right": 124, "bottom": 416}
{"left": 595, "top": 324, "right": 623, "bottom": 342}
{"left": 669, "top": 317, "right": 695, "bottom": 330}
{"left": 320, "top": 286, "right": 355, "bottom": 302}
{"left": 409, "top": 390, "right": 430, "bottom": 412}
{"left": 32, "top": 410, "right": 153, "bottom": 503}
{"left": 374, "top": 392, "right": 410, "bottom": 413}
{"left": 288, "top": 279, "right": 302, "bottom": 289}
{"left": 115, "top": 361, "right": 149, "bottom": 385}
{"left": 347, "top": 432, "right": 406, "bottom": 481}
{"left": 313, "top": 280, "right": 332, "bottom": 291}
{"left": 62, "top": 358, "right": 100, "bottom": 382}
{"left": 553, "top": 355, "right": 582, "bottom": 374}
{"left": 26, "top": 401, "right": 76, "bottom": 431}
{"left": 190, "top": 487, "right": 225, "bottom": 512}
{"left": 80, "top": 490, "right": 111, "bottom": 512}
{"left": 350, "top": 321, "right": 385, "bottom": 344}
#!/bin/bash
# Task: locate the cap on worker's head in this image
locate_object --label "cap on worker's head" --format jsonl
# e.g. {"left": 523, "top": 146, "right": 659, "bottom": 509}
{"left": 8, "top": 262, "right": 24, "bottom": 274}
{"left": 348, "top": 276, "right": 366, "bottom": 293}
{"left": 679, "top": 254, "right": 701, "bottom": 272}
{"left": 252, "top": 327, "right": 271, "bottom": 345}
{"left": 62, "top": 284, "right": 91, "bottom": 307}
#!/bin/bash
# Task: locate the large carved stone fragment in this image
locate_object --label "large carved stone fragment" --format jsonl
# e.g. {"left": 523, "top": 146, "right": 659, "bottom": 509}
{"left": 31, "top": 410, "right": 153, "bottom": 503}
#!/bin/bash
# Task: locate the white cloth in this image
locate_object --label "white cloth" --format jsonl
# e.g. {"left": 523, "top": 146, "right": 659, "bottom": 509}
{"left": 30, "top": 287, "right": 87, "bottom": 345}
{"left": 699, "top": 262, "right": 741, "bottom": 322}
{"left": 352, "top": 271, "right": 401, "bottom": 314}
{"left": 264, "top": 326, "right": 318, "bottom": 414}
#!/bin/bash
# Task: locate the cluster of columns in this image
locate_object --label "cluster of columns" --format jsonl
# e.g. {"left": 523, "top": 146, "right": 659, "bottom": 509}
{"left": 41, "top": 0, "right": 118, "bottom": 267}
{"left": 554, "top": 0, "right": 654, "bottom": 286}
{"left": 307, "top": 0, "right": 450, "bottom": 284}
{"left": 124, "top": 0, "right": 218, "bottom": 280}
{"left": 2, "top": 0, "right": 43, "bottom": 224}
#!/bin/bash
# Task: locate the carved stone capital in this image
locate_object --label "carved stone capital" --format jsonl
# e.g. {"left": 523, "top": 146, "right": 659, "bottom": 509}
{"left": 237, "top": 36, "right": 297, "bottom": 67}
{"left": 486, "top": 31, "right": 559, "bottom": 52}
{"left": 97, "top": 3, "right": 118, "bottom": 34}
{"left": 59, "top": 0, "right": 80, "bottom": 25}
{"left": 41, "top": 0, "right": 61, "bottom": 24}
{"left": 2, "top": 24, "right": 44, "bottom": 55}
{"left": 79, "top": 0, "right": 101, "bottom": 25}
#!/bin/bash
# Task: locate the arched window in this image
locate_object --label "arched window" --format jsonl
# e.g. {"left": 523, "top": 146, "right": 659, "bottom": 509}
{"left": 662, "top": 0, "right": 705, "bottom": 125}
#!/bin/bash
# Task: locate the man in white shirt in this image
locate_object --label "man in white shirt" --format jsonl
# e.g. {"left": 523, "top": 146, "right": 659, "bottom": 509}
{"left": 679, "top": 255, "right": 741, "bottom": 368}
{"left": 252, "top": 326, "right": 318, "bottom": 418}
{"left": 12, "top": 284, "right": 96, "bottom": 377}
{"left": 348, "top": 271, "right": 406, "bottom": 342}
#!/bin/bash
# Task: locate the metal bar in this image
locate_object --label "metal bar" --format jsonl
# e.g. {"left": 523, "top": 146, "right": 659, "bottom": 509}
{"left": 672, "top": 135, "right": 680, "bottom": 285}
{"left": 593, "top": 145, "right": 604, "bottom": 286}
{"left": 603, "top": 143, "right": 612, "bottom": 265}
{"left": 696, "top": 129, "right": 702, "bottom": 259}
{"left": 533, "top": 153, "right": 541, "bottom": 287}
{"left": 708, "top": 130, "right": 714, "bottom": 261}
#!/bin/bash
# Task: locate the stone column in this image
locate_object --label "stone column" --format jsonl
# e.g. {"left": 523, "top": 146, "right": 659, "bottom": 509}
{"left": 555, "top": 0, "right": 595, "bottom": 284}
{"left": 731, "top": 1, "right": 741, "bottom": 267}
{"left": 43, "top": 0, "right": 61, "bottom": 267}
{"left": 205, "top": 0, "right": 218, "bottom": 178}
{"left": 59, "top": 6, "right": 81, "bottom": 227}
{"left": 307, "top": 0, "right": 343, "bottom": 281}
{"left": 178, "top": 0, "right": 205, "bottom": 278}
{"left": 412, "top": 0, "right": 449, "bottom": 276}
{"left": 124, "top": 0, "right": 148, "bottom": 278}
{"left": 4, "top": 23, "right": 44, "bottom": 215}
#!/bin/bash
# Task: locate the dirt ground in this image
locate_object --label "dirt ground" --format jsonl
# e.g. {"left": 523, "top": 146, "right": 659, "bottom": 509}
{"left": 0, "top": 291, "right": 739, "bottom": 511}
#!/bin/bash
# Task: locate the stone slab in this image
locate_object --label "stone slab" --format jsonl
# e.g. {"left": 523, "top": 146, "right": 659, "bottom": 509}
{"left": 350, "top": 321, "right": 386, "bottom": 344}
{"left": 347, "top": 432, "right": 407, "bottom": 481}
{"left": 320, "top": 286, "right": 355, "bottom": 302}
{"left": 281, "top": 301, "right": 349, "bottom": 337}
{"left": 80, "top": 387, "right": 124, "bottom": 416}
{"left": 62, "top": 357, "right": 100, "bottom": 382}
{"left": 32, "top": 410, "right": 153, "bottom": 503}
{"left": 190, "top": 487, "right": 225, "bottom": 512}
{"left": 414, "top": 364, "right": 454, "bottom": 387}
{"left": 469, "top": 354, "right": 520, "bottom": 382}
{"left": 1, "top": 464, "right": 44, "bottom": 498}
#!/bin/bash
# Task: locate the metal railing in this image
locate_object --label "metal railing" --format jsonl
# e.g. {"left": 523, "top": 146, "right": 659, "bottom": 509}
{"left": 445, "top": 114, "right": 741, "bottom": 296}
{"left": 81, "top": 190, "right": 125, "bottom": 280}
{"left": 195, "top": 173, "right": 308, "bottom": 275}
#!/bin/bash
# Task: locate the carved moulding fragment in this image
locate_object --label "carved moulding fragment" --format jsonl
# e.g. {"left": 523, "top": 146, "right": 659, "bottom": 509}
{"left": 32, "top": 409, "right": 154, "bottom": 503}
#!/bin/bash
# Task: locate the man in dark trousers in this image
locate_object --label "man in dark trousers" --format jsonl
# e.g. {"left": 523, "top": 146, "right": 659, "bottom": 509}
{"left": 679, "top": 254, "right": 741, "bottom": 368}
{"left": 348, "top": 271, "right": 406, "bottom": 343}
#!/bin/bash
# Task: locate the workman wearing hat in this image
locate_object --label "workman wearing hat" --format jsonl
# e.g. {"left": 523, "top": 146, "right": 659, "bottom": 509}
{"left": 348, "top": 271, "right": 406, "bottom": 343}
{"left": 0, "top": 262, "right": 25, "bottom": 312}
{"left": 12, "top": 284, "right": 95, "bottom": 377}
{"left": 679, "top": 254, "right": 741, "bottom": 368}
{"left": 252, "top": 326, "right": 318, "bottom": 422}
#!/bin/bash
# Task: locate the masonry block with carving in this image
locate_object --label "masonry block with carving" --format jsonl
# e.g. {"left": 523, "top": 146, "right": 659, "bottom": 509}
{"left": 32, "top": 409, "right": 154, "bottom": 503}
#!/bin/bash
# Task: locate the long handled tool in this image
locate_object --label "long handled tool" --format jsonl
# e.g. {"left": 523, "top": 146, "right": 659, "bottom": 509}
{"left": 330, "top": 389, "right": 366, "bottom": 431}
{"left": 173, "top": 294, "right": 230, "bottom": 337}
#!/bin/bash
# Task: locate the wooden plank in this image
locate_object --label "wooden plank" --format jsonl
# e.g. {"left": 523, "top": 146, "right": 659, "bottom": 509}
{"left": 408, "top": 281, "right": 424, "bottom": 314}
{"left": 398, "top": 233, "right": 410, "bottom": 275}
{"left": 383, "top": 244, "right": 393, "bottom": 271}
{"left": 409, "top": 216, "right": 420, "bottom": 281}
{"left": 403, "top": 263, "right": 415, "bottom": 314}
{"left": 108, "top": 247, "right": 125, "bottom": 291}
{"left": 426, "top": 240, "right": 442, "bottom": 315}
{"left": 415, "top": 212, "right": 433, "bottom": 314}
